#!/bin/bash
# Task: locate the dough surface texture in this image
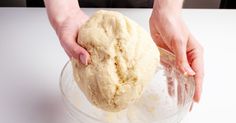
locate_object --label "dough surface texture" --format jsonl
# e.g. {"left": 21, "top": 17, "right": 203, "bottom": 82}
{"left": 72, "top": 10, "right": 160, "bottom": 112}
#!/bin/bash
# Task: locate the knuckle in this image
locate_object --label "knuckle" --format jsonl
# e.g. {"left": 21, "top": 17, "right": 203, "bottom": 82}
{"left": 70, "top": 47, "right": 80, "bottom": 59}
{"left": 72, "top": 46, "right": 80, "bottom": 54}
{"left": 176, "top": 60, "right": 185, "bottom": 70}
{"left": 171, "top": 36, "right": 184, "bottom": 48}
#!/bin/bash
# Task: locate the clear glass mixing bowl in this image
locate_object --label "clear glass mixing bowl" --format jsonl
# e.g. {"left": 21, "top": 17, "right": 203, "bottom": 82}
{"left": 59, "top": 47, "right": 195, "bottom": 123}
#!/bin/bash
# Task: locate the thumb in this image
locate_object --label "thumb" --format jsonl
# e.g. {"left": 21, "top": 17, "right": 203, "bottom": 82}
{"left": 62, "top": 36, "right": 90, "bottom": 65}
{"left": 172, "top": 38, "right": 195, "bottom": 76}
{"left": 70, "top": 42, "right": 90, "bottom": 65}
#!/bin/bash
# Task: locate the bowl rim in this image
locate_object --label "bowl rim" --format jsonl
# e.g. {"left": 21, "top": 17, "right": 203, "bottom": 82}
{"left": 59, "top": 47, "right": 195, "bottom": 122}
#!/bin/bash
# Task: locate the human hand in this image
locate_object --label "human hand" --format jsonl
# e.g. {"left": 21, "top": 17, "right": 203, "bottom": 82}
{"left": 149, "top": 10, "right": 204, "bottom": 103}
{"left": 54, "top": 10, "right": 90, "bottom": 65}
{"left": 44, "top": 0, "right": 90, "bottom": 65}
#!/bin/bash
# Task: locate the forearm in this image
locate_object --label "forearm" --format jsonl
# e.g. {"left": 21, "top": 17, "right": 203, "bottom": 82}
{"left": 44, "top": 0, "right": 80, "bottom": 29}
{"left": 153, "top": 0, "right": 184, "bottom": 15}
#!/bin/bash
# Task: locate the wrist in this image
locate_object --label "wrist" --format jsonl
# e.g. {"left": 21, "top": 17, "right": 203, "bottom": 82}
{"left": 151, "top": 8, "right": 181, "bottom": 25}
{"left": 44, "top": 0, "right": 81, "bottom": 30}
{"left": 50, "top": 8, "right": 81, "bottom": 30}
{"left": 153, "top": 0, "right": 183, "bottom": 16}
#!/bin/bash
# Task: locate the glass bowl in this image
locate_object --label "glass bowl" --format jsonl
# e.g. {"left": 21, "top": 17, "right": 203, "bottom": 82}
{"left": 59, "top": 47, "right": 195, "bottom": 123}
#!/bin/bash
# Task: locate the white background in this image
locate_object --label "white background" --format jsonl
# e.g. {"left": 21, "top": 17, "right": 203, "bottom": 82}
{"left": 0, "top": 8, "right": 236, "bottom": 123}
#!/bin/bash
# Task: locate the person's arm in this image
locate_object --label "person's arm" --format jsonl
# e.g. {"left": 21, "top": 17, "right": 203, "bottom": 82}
{"left": 153, "top": 0, "right": 183, "bottom": 15}
{"left": 150, "top": 0, "right": 204, "bottom": 103}
{"left": 44, "top": 0, "right": 90, "bottom": 65}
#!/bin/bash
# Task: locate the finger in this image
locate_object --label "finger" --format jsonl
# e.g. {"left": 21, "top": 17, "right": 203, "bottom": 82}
{"left": 188, "top": 36, "right": 204, "bottom": 103}
{"left": 167, "top": 76, "right": 175, "bottom": 97}
{"left": 70, "top": 41, "right": 90, "bottom": 65}
{"left": 62, "top": 35, "right": 90, "bottom": 65}
{"left": 189, "top": 102, "right": 194, "bottom": 112}
{"left": 171, "top": 37, "right": 195, "bottom": 76}
{"left": 190, "top": 50, "right": 204, "bottom": 102}
{"left": 177, "top": 79, "right": 184, "bottom": 106}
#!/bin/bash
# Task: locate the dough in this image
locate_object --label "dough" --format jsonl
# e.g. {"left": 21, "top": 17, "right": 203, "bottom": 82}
{"left": 72, "top": 10, "right": 160, "bottom": 112}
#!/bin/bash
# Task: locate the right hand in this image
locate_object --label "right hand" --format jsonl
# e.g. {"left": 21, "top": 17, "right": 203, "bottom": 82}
{"left": 54, "top": 9, "right": 90, "bottom": 65}
{"left": 149, "top": 9, "right": 204, "bottom": 103}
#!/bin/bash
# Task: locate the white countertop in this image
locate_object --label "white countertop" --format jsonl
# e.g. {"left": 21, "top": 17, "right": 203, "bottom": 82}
{"left": 0, "top": 8, "right": 236, "bottom": 123}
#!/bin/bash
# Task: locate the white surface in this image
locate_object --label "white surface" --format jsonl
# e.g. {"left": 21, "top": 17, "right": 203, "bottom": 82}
{"left": 0, "top": 8, "right": 236, "bottom": 123}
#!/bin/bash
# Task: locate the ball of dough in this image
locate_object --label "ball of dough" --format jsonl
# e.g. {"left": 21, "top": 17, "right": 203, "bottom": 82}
{"left": 72, "top": 10, "right": 160, "bottom": 112}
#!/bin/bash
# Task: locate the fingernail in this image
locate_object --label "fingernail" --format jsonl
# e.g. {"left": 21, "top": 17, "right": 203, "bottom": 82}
{"left": 194, "top": 94, "right": 201, "bottom": 103}
{"left": 189, "top": 103, "right": 194, "bottom": 112}
{"left": 79, "top": 53, "right": 87, "bottom": 65}
{"left": 193, "top": 88, "right": 202, "bottom": 103}
{"left": 183, "top": 72, "right": 188, "bottom": 77}
{"left": 184, "top": 66, "right": 196, "bottom": 76}
{"left": 196, "top": 89, "right": 202, "bottom": 103}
